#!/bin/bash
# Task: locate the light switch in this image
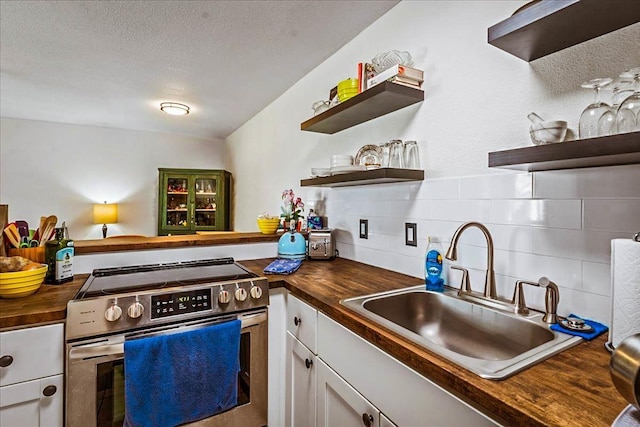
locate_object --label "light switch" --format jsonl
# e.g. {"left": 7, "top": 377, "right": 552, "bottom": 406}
{"left": 405, "top": 223, "right": 417, "bottom": 246}
{"left": 359, "top": 219, "right": 368, "bottom": 239}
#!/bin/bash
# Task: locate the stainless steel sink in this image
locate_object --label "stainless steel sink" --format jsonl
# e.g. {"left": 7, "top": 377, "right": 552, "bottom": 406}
{"left": 340, "top": 285, "right": 582, "bottom": 379}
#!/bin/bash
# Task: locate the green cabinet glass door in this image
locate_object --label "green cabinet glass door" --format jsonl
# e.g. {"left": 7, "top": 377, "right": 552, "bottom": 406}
{"left": 158, "top": 169, "right": 230, "bottom": 235}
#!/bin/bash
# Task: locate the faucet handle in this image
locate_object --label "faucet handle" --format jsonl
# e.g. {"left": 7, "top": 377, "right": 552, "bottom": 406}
{"left": 450, "top": 265, "right": 471, "bottom": 295}
{"left": 511, "top": 277, "right": 560, "bottom": 323}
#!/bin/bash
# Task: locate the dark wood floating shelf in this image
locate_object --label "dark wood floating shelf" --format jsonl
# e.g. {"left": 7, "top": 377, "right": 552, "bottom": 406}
{"left": 488, "top": 0, "right": 640, "bottom": 61}
{"left": 301, "top": 168, "right": 424, "bottom": 187}
{"left": 488, "top": 132, "right": 640, "bottom": 172}
{"left": 300, "top": 81, "right": 424, "bottom": 134}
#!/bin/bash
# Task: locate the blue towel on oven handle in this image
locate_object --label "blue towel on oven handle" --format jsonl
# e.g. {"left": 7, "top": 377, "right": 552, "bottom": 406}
{"left": 123, "top": 319, "right": 241, "bottom": 427}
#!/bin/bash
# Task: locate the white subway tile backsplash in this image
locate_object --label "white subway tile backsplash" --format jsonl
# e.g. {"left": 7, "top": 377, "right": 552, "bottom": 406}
{"left": 325, "top": 167, "right": 637, "bottom": 320}
{"left": 491, "top": 199, "right": 582, "bottom": 229}
{"left": 583, "top": 199, "right": 640, "bottom": 232}
{"left": 416, "top": 177, "right": 460, "bottom": 200}
{"left": 430, "top": 200, "right": 491, "bottom": 222}
{"left": 582, "top": 261, "right": 611, "bottom": 297}
{"left": 460, "top": 172, "right": 532, "bottom": 200}
{"left": 531, "top": 228, "right": 629, "bottom": 263}
{"left": 534, "top": 165, "right": 640, "bottom": 199}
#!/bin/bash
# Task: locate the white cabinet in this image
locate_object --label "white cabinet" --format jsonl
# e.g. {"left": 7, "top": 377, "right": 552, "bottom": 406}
{"left": 0, "top": 323, "right": 64, "bottom": 427}
{"left": 317, "top": 313, "right": 498, "bottom": 427}
{"left": 268, "top": 288, "right": 287, "bottom": 427}
{"left": 317, "top": 359, "right": 392, "bottom": 427}
{"left": 286, "top": 331, "right": 317, "bottom": 427}
{"left": 285, "top": 293, "right": 319, "bottom": 427}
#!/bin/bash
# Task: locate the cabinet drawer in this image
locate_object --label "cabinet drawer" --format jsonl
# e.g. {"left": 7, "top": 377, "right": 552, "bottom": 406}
{"left": 287, "top": 293, "right": 317, "bottom": 354}
{"left": 0, "top": 324, "right": 64, "bottom": 386}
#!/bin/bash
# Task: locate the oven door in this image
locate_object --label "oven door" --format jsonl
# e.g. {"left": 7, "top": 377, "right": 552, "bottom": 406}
{"left": 66, "top": 311, "right": 267, "bottom": 427}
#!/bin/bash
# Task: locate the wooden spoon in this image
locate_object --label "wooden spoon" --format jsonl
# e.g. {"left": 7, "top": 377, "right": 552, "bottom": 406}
{"left": 38, "top": 215, "right": 57, "bottom": 246}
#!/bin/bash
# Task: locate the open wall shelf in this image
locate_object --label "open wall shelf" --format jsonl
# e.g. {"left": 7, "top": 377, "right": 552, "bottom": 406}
{"left": 488, "top": 0, "right": 640, "bottom": 61}
{"left": 301, "top": 168, "right": 424, "bottom": 187}
{"left": 300, "top": 81, "right": 424, "bottom": 134}
{"left": 488, "top": 132, "right": 640, "bottom": 171}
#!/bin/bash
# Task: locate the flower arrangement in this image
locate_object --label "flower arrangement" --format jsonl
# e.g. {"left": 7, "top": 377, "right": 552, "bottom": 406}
{"left": 281, "top": 189, "right": 304, "bottom": 222}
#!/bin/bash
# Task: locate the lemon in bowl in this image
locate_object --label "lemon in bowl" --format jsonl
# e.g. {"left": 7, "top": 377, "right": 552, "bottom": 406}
{"left": 0, "top": 264, "right": 48, "bottom": 298}
{"left": 257, "top": 217, "right": 281, "bottom": 234}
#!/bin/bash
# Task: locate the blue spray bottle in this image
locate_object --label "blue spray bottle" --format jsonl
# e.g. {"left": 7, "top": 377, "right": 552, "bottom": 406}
{"left": 425, "top": 236, "right": 444, "bottom": 292}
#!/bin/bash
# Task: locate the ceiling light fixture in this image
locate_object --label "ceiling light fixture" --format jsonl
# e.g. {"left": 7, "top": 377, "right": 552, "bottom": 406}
{"left": 160, "top": 102, "right": 190, "bottom": 116}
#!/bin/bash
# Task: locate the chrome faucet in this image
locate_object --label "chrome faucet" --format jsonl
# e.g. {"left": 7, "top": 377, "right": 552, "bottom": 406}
{"left": 445, "top": 222, "right": 497, "bottom": 300}
{"left": 512, "top": 277, "right": 559, "bottom": 324}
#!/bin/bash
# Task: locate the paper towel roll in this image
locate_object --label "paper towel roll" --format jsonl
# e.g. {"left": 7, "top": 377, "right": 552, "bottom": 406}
{"left": 610, "top": 239, "right": 640, "bottom": 348}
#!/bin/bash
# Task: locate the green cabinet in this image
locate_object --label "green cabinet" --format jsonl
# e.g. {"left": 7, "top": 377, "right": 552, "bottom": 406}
{"left": 157, "top": 168, "right": 231, "bottom": 235}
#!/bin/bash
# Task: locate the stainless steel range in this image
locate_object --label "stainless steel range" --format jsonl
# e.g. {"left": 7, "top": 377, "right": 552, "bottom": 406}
{"left": 65, "top": 258, "right": 269, "bottom": 427}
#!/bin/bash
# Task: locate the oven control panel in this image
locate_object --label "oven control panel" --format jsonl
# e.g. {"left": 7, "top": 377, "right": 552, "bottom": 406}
{"left": 151, "top": 288, "right": 211, "bottom": 319}
{"left": 66, "top": 277, "right": 269, "bottom": 341}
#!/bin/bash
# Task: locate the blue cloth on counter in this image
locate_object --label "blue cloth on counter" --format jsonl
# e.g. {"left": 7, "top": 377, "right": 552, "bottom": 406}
{"left": 123, "top": 319, "right": 240, "bottom": 427}
{"left": 550, "top": 314, "right": 608, "bottom": 341}
{"left": 263, "top": 258, "right": 303, "bottom": 275}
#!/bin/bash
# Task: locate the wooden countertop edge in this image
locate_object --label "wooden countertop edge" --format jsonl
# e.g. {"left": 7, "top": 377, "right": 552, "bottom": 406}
{"left": 74, "top": 232, "right": 280, "bottom": 254}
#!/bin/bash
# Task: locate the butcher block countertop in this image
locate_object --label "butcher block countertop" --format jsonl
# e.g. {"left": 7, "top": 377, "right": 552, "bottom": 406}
{"left": 239, "top": 258, "right": 627, "bottom": 427}
{"left": 0, "top": 256, "right": 625, "bottom": 426}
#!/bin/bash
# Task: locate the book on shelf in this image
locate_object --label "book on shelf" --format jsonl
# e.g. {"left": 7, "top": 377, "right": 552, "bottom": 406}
{"left": 367, "top": 64, "right": 424, "bottom": 89}
{"left": 357, "top": 62, "right": 363, "bottom": 93}
{"left": 361, "top": 63, "right": 376, "bottom": 92}
{"left": 390, "top": 75, "right": 423, "bottom": 88}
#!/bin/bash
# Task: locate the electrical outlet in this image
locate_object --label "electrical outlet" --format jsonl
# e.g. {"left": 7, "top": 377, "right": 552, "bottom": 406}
{"left": 405, "top": 223, "right": 417, "bottom": 246}
{"left": 359, "top": 219, "right": 368, "bottom": 239}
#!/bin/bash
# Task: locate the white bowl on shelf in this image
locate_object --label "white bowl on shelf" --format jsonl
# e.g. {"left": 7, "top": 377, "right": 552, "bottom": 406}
{"left": 330, "top": 154, "right": 354, "bottom": 167}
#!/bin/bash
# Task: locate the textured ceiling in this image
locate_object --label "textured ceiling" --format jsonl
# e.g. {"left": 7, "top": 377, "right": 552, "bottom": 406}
{"left": 0, "top": 0, "right": 398, "bottom": 139}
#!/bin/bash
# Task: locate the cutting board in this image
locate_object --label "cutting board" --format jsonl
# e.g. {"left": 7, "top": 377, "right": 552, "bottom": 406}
{"left": 0, "top": 205, "right": 8, "bottom": 257}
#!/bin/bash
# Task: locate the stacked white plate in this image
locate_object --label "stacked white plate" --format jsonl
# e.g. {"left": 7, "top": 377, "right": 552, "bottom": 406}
{"left": 331, "top": 154, "right": 353, "bottom": 167}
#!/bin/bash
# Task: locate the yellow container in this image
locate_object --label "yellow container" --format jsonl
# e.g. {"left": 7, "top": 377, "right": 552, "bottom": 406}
{"left": 337, "top": 78, "right": 359, "bottom": 102}
{"left": 0, "top": 265, "right": 47, "bottom": 298}
{"left": 257, "top": 218, "right": 281, "bottom": 235}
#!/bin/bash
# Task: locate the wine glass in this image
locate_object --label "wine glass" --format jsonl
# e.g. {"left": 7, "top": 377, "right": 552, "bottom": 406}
{"left": 616, "top": 67, "right": 640, "bottom": 134}
{"left": 579, "top": 78, "right": 612, "bottom": 139}
{"left": 598, "top": 79, "right": 634, "bottom": 136}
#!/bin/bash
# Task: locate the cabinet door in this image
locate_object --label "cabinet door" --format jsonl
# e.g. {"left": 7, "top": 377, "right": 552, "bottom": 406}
{"left": 0, "top": 324, "right": 63, "bottom": 387}
{"left": 158, "top": 171, "right": 192, "bottom": 234}
{"left": 317, "top": 359, "right": 379, "bottom": 427}
{"left": 192, "top": 172, "right": 230, "bottom": 232}
{"left": 285, "top": 332, "right": 316, "bottom": 427}
{"left": 0, "top": 374, "right": 63, "bottom": 427}
{"left": 287, "top": 293, "right": 317, "bottom": 354}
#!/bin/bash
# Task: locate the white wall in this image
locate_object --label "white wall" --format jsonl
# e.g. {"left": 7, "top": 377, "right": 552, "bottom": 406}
{"left": 226, "top": 1, "right": 640, "bottom": 322}
{"left": 0, "top": 118, "right": 228, "bottom": 238}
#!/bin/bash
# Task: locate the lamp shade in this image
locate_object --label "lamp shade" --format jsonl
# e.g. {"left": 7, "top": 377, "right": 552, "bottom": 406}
{"left": 93, "top": 203, "right": 118, "bottom": 224}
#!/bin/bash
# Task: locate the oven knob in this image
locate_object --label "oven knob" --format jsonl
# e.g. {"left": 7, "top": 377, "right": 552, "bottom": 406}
{"left": 105, "top": 304, "right": 122, "bottom": 322}
{"left": 127, "top": 302, "right": 144, "bottom": 319}
{"left": 250, "top": 286, "right": 263, "bottom": 299}
{"left": 218, "top": 290, "right": 230, "bottom": 304}
{"left": 235, "top": 288, "right": 248, "bottom": 302}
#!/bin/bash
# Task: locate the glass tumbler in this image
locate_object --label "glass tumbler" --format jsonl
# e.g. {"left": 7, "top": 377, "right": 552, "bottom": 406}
{"left": 403, "top": 141, "right": 420, "bottom": 169}
{"left": 379, "top": 142, "right": 391, "bottom": 167}
{"left": 389, "top": 140, "right": 405, "bottom": 168}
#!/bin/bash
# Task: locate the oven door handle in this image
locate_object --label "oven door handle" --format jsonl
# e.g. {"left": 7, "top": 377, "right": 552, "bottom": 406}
{"left": 69, "top": 311, "right": 266, "bottom": 360}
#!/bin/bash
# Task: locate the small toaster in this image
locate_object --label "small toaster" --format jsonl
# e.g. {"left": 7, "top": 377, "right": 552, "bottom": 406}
{"left": 308, "top": 229, "right": 336, "bottom": 260}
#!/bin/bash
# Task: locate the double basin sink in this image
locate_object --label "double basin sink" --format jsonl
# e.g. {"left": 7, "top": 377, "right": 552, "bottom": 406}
{"left": 340, "top": 285, "right": 581, "bottom": 380}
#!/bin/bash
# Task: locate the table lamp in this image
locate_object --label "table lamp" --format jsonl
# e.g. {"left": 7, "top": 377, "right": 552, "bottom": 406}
{"left": 93, "top": 202, "right": 118, "bottom": 238}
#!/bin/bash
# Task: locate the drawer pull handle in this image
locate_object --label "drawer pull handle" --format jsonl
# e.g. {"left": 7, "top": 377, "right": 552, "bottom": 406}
{"left": 43, "top": 385, "right": 57, "bottom": 397}
{"left": 305, "top": 358, "right": 313, "bottom": 369}
{"left": 294, "top": 316, "right": 301, "bottom": 326}
{"left": 0, "top": 355, "right": 13, "bottom": 368}
{"left": 362, "top": 413, "right": 374, "bottom": 426}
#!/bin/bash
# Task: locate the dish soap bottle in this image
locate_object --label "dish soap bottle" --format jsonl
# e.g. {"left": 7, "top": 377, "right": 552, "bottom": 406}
{"left": 44, "top": 226, "right": 74, "bottom": 284}
{"left": 425, "top": 236, "right": 444, "bottom": 292}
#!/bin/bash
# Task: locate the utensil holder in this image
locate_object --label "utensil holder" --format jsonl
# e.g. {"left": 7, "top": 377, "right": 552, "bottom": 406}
{"left": 8, "top": 247, "right": 45, "bottom": 264}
